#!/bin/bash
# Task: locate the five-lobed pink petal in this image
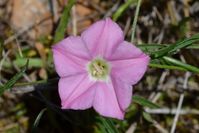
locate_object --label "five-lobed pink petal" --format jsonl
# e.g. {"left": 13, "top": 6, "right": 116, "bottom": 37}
{"left": 52, "top": 18, "right": 150, "bottom": 120}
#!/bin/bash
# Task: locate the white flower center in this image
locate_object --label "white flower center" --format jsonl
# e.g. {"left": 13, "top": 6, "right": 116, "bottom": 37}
{"left": 87, "top": 58, "right": 110, "bottom": 81}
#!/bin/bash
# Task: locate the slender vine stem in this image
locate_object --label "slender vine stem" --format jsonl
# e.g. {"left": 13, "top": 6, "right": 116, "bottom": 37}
{"left": 131, "top": 0, "right": 142, "bottom": 43}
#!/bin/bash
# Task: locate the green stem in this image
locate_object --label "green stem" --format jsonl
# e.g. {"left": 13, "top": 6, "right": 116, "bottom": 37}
{"left": 14, "top": 78, "right": 58, "bottom": 87}
{"left": 113, "top": 0, "right": 136, "bottom": 21}
{"left": 131, "top": 0, "right": 142, "bottom": 43}
{"left": 149, "top": 63, "right": 187, "bottom": 71}
{"left": 14, "top": 80, "right": 48, "bottom": 87}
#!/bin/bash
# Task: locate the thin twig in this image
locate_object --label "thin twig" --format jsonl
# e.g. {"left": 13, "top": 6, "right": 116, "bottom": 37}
{"left": 153, "top": 121, "right": 169, "bottom": 133}
{"left": 146, "top": 108, "right": 199, "bottom": 115}
{"left": 90, "top": 2, "right": 106, "bottom": 14}
{"left": 12, "top": 59, "right": 31, "bottom": 82}
{"left": 170, "top": 94, "right": 184, "bottom": 133}
{"left": 124, "top": 17, "right": 132, "bottom": 36}
{"left": 149, "top": 70, "right": 169, "bottom": 102}
{"left": 7, "top": 22, "right": 24, "bottom": 58}
{"left": 50, "top": 0, "right": 59, "bottom": 22}
{"left": 4, "top": 15, "right": 52, "bottom": 45}
{"left": 104, "top": 1, "right": 120, "bottom": 18}
{"left": 72, "top": 5, "right": 77, "bottom": 36}
{"left": 170, "top": 72, "right": 191, "bottom": 133}
{"left": 126, "top": 123, "right": 137, "bottom": 133}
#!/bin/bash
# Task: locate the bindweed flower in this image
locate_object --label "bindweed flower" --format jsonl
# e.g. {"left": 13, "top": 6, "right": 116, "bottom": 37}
{"left": 52, "top": 18, "right": 150, "bottom": 119}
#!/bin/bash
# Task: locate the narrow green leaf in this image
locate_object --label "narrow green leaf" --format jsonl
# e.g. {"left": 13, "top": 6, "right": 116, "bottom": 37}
{"left": 151, "top": 33, "right": 199, "bottom": 59}
{"left": 97, "top": 117, "right": 120, "bottom": 133}
{"left": 106, "top": 119, "right": 120, "bottom": 133}
{"left": 163, "top": 56, "right": 199, "bottom": 73}
{"left": 96, "top": 123, "right": 107, "bottom": 133}
{"left": 137, "top": 43, "right": 199, "bottom": 51}
{"left": 142, "top": 111, "right": 153, "bottom": 123}
{"left": 149, "top": 63, "right": 187, "bottom": 71}
{"left": 132, "top": 95, "right": 160, "bottom": 109}
{"left": 186, "top": 44, "right": 199, "bottom": 49}
{"left": 32, "top": 108, "right": 47, "bottom": 133}
{"left": 113, "top": 0, "right": 136, "bottom": 21}
{"left": 53, "top": 0, "right": 76, "bottom": 43}
{"left": 169, "top": 33, "right": 199, "bottom": 53}
{"left": 137, "top": 44, "right": 167, "bottom": 50}
{"left": 0, "top": 60, "right": 29, "bottom": 96}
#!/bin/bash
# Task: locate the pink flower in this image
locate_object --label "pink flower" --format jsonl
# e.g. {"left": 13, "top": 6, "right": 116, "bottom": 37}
{"left": 52, "top": 18, "right": 150, "bottom": 119}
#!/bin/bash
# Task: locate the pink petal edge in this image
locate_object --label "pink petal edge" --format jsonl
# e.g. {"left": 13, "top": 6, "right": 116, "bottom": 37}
{"left": 93, "top": 82, "right": 125, "bottom": 120}
{"left": 107, "top": 41, "right": 145, "bottom": 60}
{"left": 111, "top": 55, "right": 150, "bottom": 85}
{"left": 81, "top": 18, "right": 124, "bottom": 58}
{"left": 52, "top": 36, "right": 92, "bottom": 77}
{"left": 53, "top": 36, "right": 91, "bottom": 60}
{"left": 59, "top": 73, "right": 96, "bottom": 110}
{"left": 111, "top": 76, "right": 133, "bottom": 111}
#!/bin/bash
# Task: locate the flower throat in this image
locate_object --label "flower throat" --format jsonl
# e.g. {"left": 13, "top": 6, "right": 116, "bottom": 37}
{"left": 88, "top": 58, "right": 110, "bottom": 80}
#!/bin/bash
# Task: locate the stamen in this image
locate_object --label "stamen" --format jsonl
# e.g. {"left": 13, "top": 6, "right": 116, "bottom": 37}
{"left": 93, "top": 62, "right": 103, "bottom": 75}
{"left": 87, "top": 58, "right": 110, "bottom": 80}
